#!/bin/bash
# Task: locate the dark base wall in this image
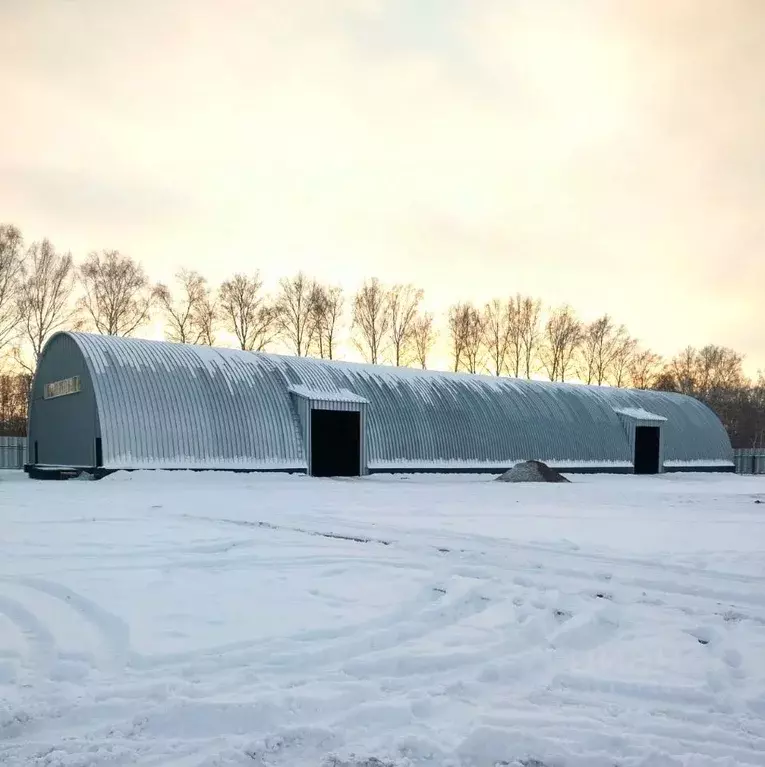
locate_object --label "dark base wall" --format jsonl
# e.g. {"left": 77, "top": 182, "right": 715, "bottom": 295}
{"left": 370, "top": 465, "right": 735, "bottom": 475}
{"left": 26, "top": 463, "right": 735, "bottom": 479}
{"left": 368, "top": 465, "right": 634, "bottom": 475}
{"left": 663, "top": 465, "right": 735, "bottom": 473}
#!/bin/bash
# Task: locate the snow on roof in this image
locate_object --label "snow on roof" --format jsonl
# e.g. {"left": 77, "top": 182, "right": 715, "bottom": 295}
{"left": 288, "top": 384, "right": 369, "bottom": 404}
{"left": 613, "top": 407, "right": 668, "bottom": 422}
{"left": 41, "top": 332, "right": 732, "bottom": 471}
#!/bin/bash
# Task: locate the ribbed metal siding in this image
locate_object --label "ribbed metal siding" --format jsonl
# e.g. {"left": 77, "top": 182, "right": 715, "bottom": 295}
{"left": 278, "top": 358, "right": 631, "bottom": 467}
{"left": 594, "top": 387, "right": 731, "bottom": 467}
{"left": 275, "top": 357, "right": 731, "bottom": 468}
{"left": 42, "top": 333, "right": 733, "bottom": 471}
{"left": 0, "top": 436, "right": 26, "bottom": 469}
{"left": 70, "top": 333, "right": 305, "bottom": 470}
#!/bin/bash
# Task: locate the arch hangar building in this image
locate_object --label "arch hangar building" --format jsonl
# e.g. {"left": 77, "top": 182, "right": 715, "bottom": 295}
{"left": 26, "top": 332, "right": 734, "bottom": 478}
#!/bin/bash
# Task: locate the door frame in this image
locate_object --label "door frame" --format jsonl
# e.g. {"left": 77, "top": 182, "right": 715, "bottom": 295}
{"left": 288, "top": 386, "right": 369, "bottom": 476}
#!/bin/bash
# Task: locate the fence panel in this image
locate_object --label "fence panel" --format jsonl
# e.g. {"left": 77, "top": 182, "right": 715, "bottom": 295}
{"left": 0, "top": 436, "right": 27, "bottom": 470}
{"left": 733, "top": 449, "right": 765, "bottom": 475}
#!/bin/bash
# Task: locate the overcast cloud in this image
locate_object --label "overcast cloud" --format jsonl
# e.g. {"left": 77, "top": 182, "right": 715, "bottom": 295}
{"left": 1, "top": 0, "right": 763, "bottom": 369}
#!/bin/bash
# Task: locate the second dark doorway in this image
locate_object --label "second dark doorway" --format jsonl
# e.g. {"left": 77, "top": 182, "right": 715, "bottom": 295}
{"left": 634, "top": 426, "right": 660, "bottom": 474}
{"left": 310, "top": 409, "right": 361, "bottom": 477}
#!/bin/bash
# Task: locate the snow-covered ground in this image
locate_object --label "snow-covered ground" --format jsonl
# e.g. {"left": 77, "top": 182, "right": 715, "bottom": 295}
{"left": 1, "top": 471, "right": 765, "bottom": 767}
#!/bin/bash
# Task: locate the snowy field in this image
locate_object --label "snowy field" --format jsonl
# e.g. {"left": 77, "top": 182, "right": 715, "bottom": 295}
{"left": 1, "top": 471, "right": 765, "bottom": 767}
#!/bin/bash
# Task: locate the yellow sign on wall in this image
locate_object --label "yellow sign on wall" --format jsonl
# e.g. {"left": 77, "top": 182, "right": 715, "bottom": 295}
{"left": 44, "top": 376, "right": 81, "bottom": 399}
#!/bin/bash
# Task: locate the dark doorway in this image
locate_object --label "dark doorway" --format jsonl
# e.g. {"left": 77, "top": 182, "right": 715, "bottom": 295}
{"left": 310, "top": 409, "right": 361, "bottom": 477}
{"left": 634, "top": 426, "right": 660, "bottom": 474}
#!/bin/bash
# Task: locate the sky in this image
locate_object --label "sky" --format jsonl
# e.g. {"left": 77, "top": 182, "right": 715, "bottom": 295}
{"left": 1, "top": 0, "right": 764, "bottom": 372}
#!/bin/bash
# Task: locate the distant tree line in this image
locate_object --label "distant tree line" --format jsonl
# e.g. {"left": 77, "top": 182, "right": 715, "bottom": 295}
{"left": 1, "top": 222, "right": 763, "bottom": 447}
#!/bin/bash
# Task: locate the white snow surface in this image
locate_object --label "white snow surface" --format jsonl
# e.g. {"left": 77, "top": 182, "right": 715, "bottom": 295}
{"left": 2, "top": 471, "right": 765, "bottom": 767}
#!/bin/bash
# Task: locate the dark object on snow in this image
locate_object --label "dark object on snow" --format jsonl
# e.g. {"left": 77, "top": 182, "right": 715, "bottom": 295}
{"left": 755, "top": 499, "right": 762, "bottom": 504}
{"left": 496, "top": 460, "right": 570, "bottom": 484}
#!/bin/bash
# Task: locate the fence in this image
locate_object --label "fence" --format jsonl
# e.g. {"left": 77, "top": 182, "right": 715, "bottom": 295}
{"left": 0, "top": 436, "right": 26, "bottom": 470}
{"left": 733, "top": 449, "right": 765, "bottom": 475}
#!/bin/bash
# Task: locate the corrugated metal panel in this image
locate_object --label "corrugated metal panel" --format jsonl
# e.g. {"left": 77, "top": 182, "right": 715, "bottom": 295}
{"left": 0, "top": 436, "right": 26, "bottom": 469}
{"left": 71, "top": 333, "right": 306, "bottom": 470}
{"left": 38, "top": 332, "right": 733, "bottom": 472}
{"left": 734, "top": 449, "right": 765, "bottom": 474}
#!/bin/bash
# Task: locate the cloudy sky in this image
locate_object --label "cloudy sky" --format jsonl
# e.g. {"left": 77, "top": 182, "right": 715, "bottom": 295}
{"left": 1, "top": 0, "right": 763, "bottom": 370}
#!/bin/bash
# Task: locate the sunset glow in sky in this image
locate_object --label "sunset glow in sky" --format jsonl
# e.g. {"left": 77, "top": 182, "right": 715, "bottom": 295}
{"left": 1, "top": 1, "right": 763, "bottom": 370}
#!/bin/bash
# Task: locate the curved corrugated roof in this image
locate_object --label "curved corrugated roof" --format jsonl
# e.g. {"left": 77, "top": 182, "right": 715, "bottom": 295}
{"left": 46, "top": 332, "right": 732, "bottom": 470}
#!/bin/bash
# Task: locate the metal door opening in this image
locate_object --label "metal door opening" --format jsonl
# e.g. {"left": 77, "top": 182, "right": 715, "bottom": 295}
{"left": 310, "top": 409, "right": 361, "bottom": 477}
{"left": 634, "top": 426, "right": 660, "bottom": 474}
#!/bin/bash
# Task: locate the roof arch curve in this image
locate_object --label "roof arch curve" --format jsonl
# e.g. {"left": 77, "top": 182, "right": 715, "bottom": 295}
{"left": 29, "top": 332, "right": 733, "bottom": 472}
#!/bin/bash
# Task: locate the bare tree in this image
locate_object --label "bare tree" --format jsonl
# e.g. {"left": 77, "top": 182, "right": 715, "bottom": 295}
{"left": 0, "top": 224, "right": 24, "bottom": 355}
{"left": 0, "top": 370, "right": 31, "bottom": 435}
{"left": 78, "top": 250, "right": 154, "bottom": 336}
{"left": 310, "top": 284, "right": 343, "bottom": 360}
{"left": 578, "top": 314, "right": 630, "bottom": 385}
{"left": 504, "top": 294, "right": 540, "bottom": 377}
{"left": 156, "top": 269, "right": 211, "bottom": 344}
{"left": 412, "top": 312, "right": 436, "bottom": 369}
{"left": 506, "top": 295, "right": 523, "bottom": 377}
{"left": 669, "top": 345, "right": 745, "bottom": 397}
{"left": 483, "top": 298, "right": 513, "bottom": 376}
{"left": 518, "top": 296, "right": 542, "bottom": 379}
{"left": 448, "top": 302, "right": 484, "bottom": 373}
{"left": 751, "top": 373, "right": 765, "bottom": 448}
{"left": 664, "top": 344, "right": 747, "bottom": 440}
{"left": 219, "top": 272, "right": 276, "bottom": 351}
{"left": 668, "top": 346, "right": 697, "bottom": 394}
{"left": 193, "top": 290, "right": 218, "bottom": 346}
{"left": 276, "top": 272, "right": 317, "bottom": 356}
{"left": 16, "top": 239, "right": 77, "bottom": 370}
{"left": 609, "top": 334, "right": 638, "bottom": 388}
{"left": 448, "top": 304, "right": 466, "bottom": 372}
{"left": 628, "top": 348, "right": 663, "bottom": 389}
{"left": 539, "top": 305, "right": 582, "bottom": 382}
{"left": 352, "top": 278, "right": 389, "bottom": 364}
{"left": 696, "top": 345, "right": 746, "bottom": 394}
{"left": 386, "top": 284, "right": 423, "bottom": 366}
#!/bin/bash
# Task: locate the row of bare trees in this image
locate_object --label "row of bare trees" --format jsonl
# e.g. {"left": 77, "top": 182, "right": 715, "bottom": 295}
{"left": 1, "top": 225, "right": 433, "bottom": 369}
{"left": 1, "top": 223, "right": 764, "bottom": 446}
{"left": 0, "top": 223, "right": 670, "bottom": 382}
{"left": 446, "top": 297, "right": 662, "bottom": 389}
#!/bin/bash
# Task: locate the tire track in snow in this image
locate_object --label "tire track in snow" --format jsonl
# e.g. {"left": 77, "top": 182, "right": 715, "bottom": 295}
{"left": 129, "top": 575, "right": 451, "bottom": 674}
{"left": 143, "top": 579, "right": 490, "bottom": 684}
{"left": 204, "top": 505, "right": 765, "bottom": 586}
{"left": 0, "top": 594, "right": 56, "bottom": 675}
{"left": 257, "top": 582, "right": 493, "bottom": 674}
{"left": 6, "top": 578, "right": 131, "bottom": 674}
{"left": 162, "top": 512, "right": 760, "bottom": 704}
{"left": 480, "top": 713, "right": 765, "bottom": 766}
{"left": 184, "top": 511, "right": 765, "bottom": 614}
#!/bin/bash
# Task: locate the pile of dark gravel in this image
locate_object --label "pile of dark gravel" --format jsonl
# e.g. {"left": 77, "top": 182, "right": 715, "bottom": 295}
{"left": 496, "top": 460, "right": 570, "bottom": 483}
